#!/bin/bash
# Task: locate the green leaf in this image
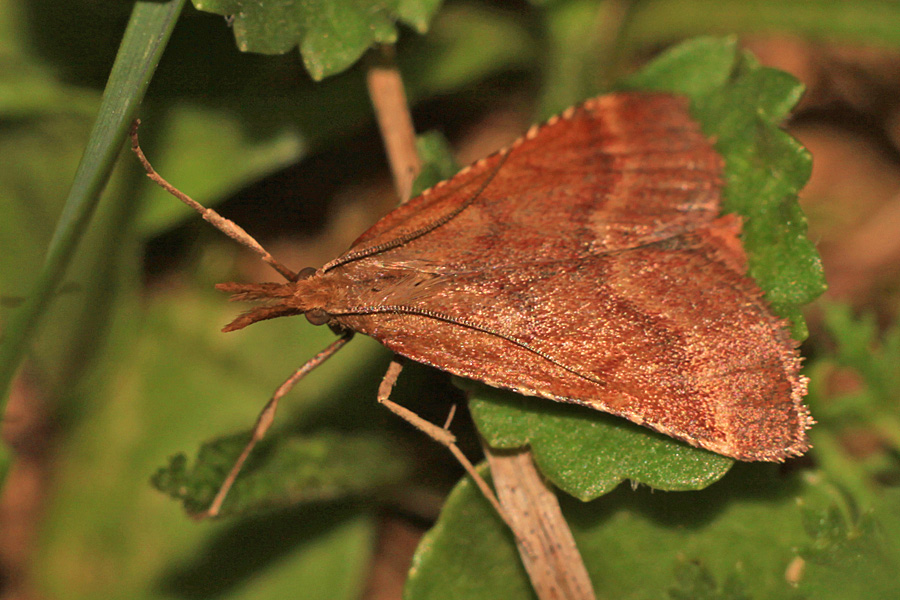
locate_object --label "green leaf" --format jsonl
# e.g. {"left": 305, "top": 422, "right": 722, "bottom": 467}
{"left": 466, "top": 382, "right": 732, "bottom": 501}
{"left": 409, "top": 130, "right": 459, "bottom": 197}
{"left": 622, "top": 36, "right": 826, "bottom": 339}
{"left": 192, "top": 0, "right": 444, "bottom": 80}
{"left": 407, "top": 464, "right": 885, "bottom": 600}
{"left": 154, "top": 431, "right": 413, "bottom": 517}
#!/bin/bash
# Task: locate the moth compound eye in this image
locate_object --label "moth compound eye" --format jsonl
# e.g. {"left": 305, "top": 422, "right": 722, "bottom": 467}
{"left": 305, "top": 308, "right": 330, "bottom": 326}
{"left": 298, "top": 267, "right": 317, "bottom": 280}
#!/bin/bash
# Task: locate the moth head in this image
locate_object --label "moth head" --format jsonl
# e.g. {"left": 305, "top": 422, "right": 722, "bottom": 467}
{"left": 297, "top": 266, "right": 332, "bottom": 326}
{"left": 215, "top": 267, "right": 335, "bottom": 331}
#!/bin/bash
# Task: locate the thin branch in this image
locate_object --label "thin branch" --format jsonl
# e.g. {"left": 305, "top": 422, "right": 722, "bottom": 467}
{"left": 366, "top": 45, "right": 422, "bottom": 204}
{"left": 484, "top": 445, "right": 597, "bottom": 600}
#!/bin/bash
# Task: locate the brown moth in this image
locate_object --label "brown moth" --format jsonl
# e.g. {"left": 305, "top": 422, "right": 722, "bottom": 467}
{"left": 133, "top": 92, "right": 812, "bottom": 516}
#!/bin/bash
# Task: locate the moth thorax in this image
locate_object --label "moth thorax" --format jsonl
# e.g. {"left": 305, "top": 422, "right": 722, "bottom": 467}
{"left": 292, "top": 270, "right": 347, "bottom": 325}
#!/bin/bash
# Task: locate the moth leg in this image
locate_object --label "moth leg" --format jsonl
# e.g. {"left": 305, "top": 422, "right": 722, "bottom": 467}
{"left": 129, "top": 120, "right": 297, "bottom": 282}
{"left": 377, "top": 357, "right": 513, "bottom": 529}
{"left": 442, "top": 403, "right": 458, "bottom": 429}
{"left": 203, "top": 332, "right": 354, "bottom": 518}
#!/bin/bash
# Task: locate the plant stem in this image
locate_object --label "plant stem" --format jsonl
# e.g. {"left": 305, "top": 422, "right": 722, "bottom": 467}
{"left": 366, "top": 45, "right": 422, "bottom": 204}
{"left": 0, "top": 0, "right": 187, "bottom": 413}
{"left": 484, "top": 445, "right": 597, "bottom": 600}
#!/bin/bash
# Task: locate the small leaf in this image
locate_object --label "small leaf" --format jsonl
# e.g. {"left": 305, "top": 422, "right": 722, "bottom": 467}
{"left": 154, "top": 431, "right": 413, "bottom": 517}
{"left": 410, "top": 130, "right": 459, "bottom": 197}
{"left": 192, "top": 0, "right": 444, "bottom": 80}
{"left": 466, "top": 381, "right": 732, "bottom": 501}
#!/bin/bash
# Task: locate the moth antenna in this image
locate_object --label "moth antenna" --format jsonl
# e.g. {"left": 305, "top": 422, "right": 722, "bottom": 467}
{"left": 129, "top": 119, "right": 298, "bottom": 282}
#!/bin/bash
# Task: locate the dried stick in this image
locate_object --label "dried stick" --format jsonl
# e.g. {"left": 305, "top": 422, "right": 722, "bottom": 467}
{"left": 130, "top": 120, "right": 298, "bottom": 282}
{"left": 485, "top": 445, "right": 597, "bottom": 600}
{"left": 366, "top": 45, "right": 421, "bottom": 204}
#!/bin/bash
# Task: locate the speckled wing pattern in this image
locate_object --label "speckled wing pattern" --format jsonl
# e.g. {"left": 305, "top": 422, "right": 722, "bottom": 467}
{"left": 323, "top": 93, "right": 811, "bottom": 461}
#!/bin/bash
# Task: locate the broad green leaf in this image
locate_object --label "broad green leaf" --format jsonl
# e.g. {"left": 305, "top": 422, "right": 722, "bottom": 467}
{"left": 407, "top": 464, "right": 889, "bottom": 600}
{"left": 192, "top": 0, "right": 444, "bottom": 79}
{"left": 467, "top": 382, "right": 732, "bottom": 500}
{"left": 154, "top": 431, "right": 413, "bottom": 517}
